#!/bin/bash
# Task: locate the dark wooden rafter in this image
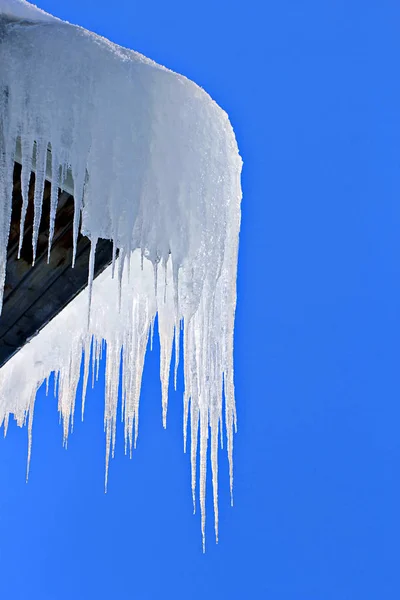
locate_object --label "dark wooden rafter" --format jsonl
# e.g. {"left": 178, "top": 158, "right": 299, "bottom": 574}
{"left": 0, "top": 162, "right": 113, "bottom": 367}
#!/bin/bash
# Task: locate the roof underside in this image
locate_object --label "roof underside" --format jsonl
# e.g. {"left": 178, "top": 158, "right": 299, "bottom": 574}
{"left": 0, "top": 162, "right": 113, "bottom": 367}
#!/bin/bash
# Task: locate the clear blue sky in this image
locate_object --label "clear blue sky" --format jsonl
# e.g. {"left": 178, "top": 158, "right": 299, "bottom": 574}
{"left": 1, "top": 1, "right": 400, "bottom": 598}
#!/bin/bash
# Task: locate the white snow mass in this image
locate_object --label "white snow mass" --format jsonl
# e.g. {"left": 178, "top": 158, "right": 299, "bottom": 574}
{"left": 0, "top": 0, "right": 242, "bottom": 548}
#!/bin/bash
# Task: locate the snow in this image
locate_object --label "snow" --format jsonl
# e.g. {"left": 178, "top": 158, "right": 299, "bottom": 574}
{"left": 0, "top": 1, "right": 242, "bottom": 549}
{"left": 0, "top": 0, "right": 58, "bottom": 23}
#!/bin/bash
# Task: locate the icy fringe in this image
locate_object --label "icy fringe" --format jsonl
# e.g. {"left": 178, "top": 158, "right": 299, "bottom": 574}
{"left": 0, "top": 9, "right": 241, "bottom": 548}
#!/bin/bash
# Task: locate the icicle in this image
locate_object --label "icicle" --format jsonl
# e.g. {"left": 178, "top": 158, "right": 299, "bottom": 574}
{"left": 159, "top": 324, "right": 173, "bottom": 429}
{"left": 18, "top": 136, "right": 33, "bottom": 259}
{"left": 174, "top": 323, "right": 180, "bottom": 391}
{"left": 226, "top": 406, "right": 234, "bottom": 507}
{"left": 53, "top": 370, "right": 59, "bottom": 398}
{"left": 95, "top": 340, "right": 101, "bottom": 382}
{"left": 26, "top": 393, "right": 36, "bottom": 482}
{"left": 104, "top": 341, "right": 121, "bottom": 489}
{"left": 190, "top": 400, "right": 199, "bottom": 514}
{"left": 81, "top": 336, "right": 92, "bottom": 420}
{"left": 0, "top": 116, "right": 16, "bottom": 312}
{"left": 150, "top": 317, "right": 155, "bottom": 352}
{"left": 210, "top": 410, "right": 219, "bottom": 543}
{"left": 183, "top": 327, "right": 190, "bottom": 452}
{"left": 199, "top": 410, "right": 208, "bottom": 553}
{"left": 47, "top": 145, "right": 60, "bottom": 262}
{"left": 71, "top": 195, "right": 82, "bottom": 269}
{"left": 183, "top": 390, "right": 189, "bottom": 453}
{"left": 87, "top": 237, "right": 97, "bottom": 327}
{"left": 91, "top": 339, "right": 97, "bottom": 389}
{"left": 31, "top": 140, "right": 47, "bottom": 265}
{"left": 172, "top": 262, "right": 180, "bottom": 318}
{"left": 3, "top": 414, "right": 9, "bottom": 437}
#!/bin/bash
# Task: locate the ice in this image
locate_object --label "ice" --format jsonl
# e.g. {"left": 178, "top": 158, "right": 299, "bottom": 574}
{"left": 0, "top": 0, "right": 242, "bottom": 548}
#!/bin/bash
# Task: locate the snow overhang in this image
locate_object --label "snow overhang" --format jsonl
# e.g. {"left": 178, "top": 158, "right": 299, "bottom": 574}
{"left": 0, "top": 0, "right": 242, "bottom": 549}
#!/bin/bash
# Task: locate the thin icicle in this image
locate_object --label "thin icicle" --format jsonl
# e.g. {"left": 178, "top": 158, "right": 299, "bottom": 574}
{"left": 47, "top": 145, "right": 60, "bottom": 262}
{"left": 26, "top": 393, "right": 35, "bottom": 482}
{"left": 71, "top": 172, "right": 84, "bottom": 268}
{"left": 199, "top": 410, "right": 208, "bottom": 553}
{"left": 190, "top": 400, "right": 199, "bottom": 514}
{"left": 210, "top": 411, "right": 219, "bottom": 543}
{"left": 3, "top": 413, "right": 9, "bottom": 437}
{"left": 81, "top": 337, "right": 92, "bottom": 420}
{"left": 174, "top": 323, "right": 180, "bottom": 391}
{"left": 183, "top": 390, "right": 189, "bottom": 453}
{"left": 18, "top": 135, "right": 33, "bottom": 259}
{"left": 150, "top": 317, "right": 155, "bottom": 351}
{"left": 226, "top": 407, "right": 234, "bottom": 507}
{"left": 53, "top": 370, "right": 59, "bottom": 398}
{"left": 31, "top": 140, "right": 47, "bottom": 265}
{"left": 91, "top": 339, "right": 97, "bottom": 389}
{"left": 87, "top": 237, "right": 97, "bottom": 327}
{"left": 95, "top": 341, "right": 101, "bottom": 382}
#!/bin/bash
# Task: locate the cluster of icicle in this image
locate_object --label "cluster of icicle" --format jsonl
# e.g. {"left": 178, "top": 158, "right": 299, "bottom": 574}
{"left": 0, "top": 1, "right": 242, "bottom": 549}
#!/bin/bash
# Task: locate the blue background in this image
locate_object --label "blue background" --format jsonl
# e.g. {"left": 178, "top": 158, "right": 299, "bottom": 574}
{"left": 1, "top": 1, "right": 400, "bottom": 598}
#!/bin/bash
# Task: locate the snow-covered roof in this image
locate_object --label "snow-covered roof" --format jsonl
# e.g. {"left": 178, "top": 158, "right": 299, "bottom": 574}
{"left": 0, "top": 0, "right": 58, "bottom": 22}
{"left": 0, "top": 0, "right": 242, "bottom": 549}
